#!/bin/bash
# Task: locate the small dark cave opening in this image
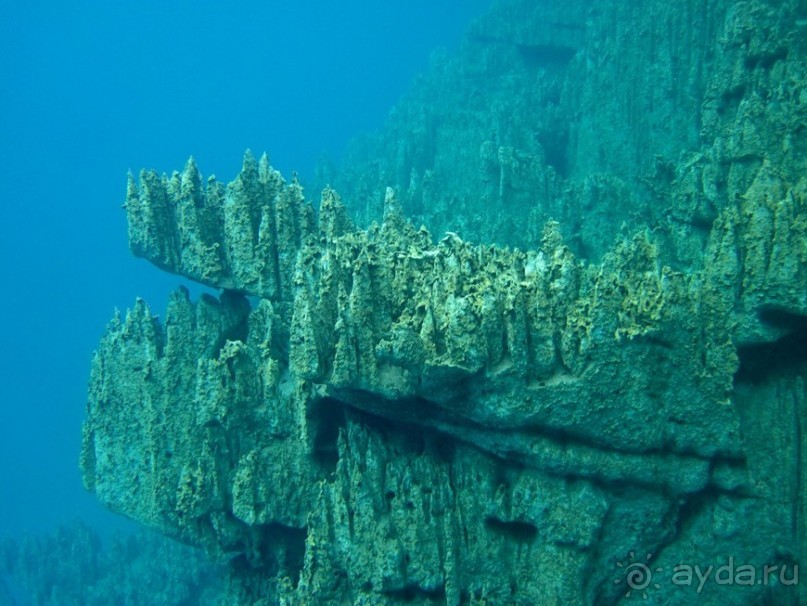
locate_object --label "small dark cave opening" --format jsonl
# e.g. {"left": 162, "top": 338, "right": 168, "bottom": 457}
{"left": 310, "top": 392, "right": 465, "bottom": 464}
{"left": 274, "top": 525, "right": 308, "bottom": 587}
{"left": 208, "top": 289, "right": 252, "bottom": 358}
{"left": 308, "top": 394, "right": 445, "bottom": 472}
{"left": 230, "top": 523, "right": 308, "bottom": 588}
{"left": 484, "top": 516, "right": 538, "bottom": 543}
{"left": 735, "top": 312, "right": 807, "bottom": 384}
{"left": 309, "top": 397, "right": 347, "bottom": 472}
{"left": 534, "top": 126, "right": 570, "bottom": 178}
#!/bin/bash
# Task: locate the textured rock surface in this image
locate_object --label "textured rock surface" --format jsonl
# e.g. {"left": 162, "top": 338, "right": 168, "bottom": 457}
{"left": 0, "top": 521, "right": 222, "bottom": 605}
{"left": 81, "top": 0, "right": 805, "bottom": 604}
{"left": 326, "top": 0, "right": 806, "bottom": 343}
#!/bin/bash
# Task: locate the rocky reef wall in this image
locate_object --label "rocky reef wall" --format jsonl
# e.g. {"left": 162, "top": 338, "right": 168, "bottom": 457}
{"left": 81, "top": 0, "right": 806, "bottom": 604}
{"left": 326, "top": 0, "right": 806, "bottom": 273}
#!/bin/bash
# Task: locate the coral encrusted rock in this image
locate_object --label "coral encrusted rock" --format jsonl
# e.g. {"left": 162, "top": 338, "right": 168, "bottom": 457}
{"left": 82, "top": 0, "right": 805, "bottom": 604}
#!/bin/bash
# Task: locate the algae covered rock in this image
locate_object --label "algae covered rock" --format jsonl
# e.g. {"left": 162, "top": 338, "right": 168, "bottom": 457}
{"left": 81, "top": 0, "right": 805, "bottom": 603}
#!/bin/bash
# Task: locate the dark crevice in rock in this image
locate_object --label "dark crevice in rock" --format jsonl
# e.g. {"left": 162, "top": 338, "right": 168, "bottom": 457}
{"left": 534, "top": 126, "right": 570, "bottom": 177}
{"left": 675, "top": 488, "right": 718, "bottom": 537}
{"left": 757, "top": 306, "right": 807, "bottom": 333}
{"left": 207, "top": 290, "right": 252, "bottom": 358}
{"left": 341, "top": 404, "right": 428, "bottom": 458}
{"left": 278, "top": 526, "right": 307, "bottom": 588}
{"left": 309, "top": 397, "right": 347, "bottom": 472}
{"left": 381, "top": 583, "right": 446, "bottom": 603}
{"left": 324, "top": 391, "right": 713, "bottom": 497}
{"left": 735, "top": 322, "right": 807, "bottom": 384}
{"left": 517, "top": 43, "right": 577, "bottom": 68}
{"left": 336, "top": 384, "right": 723, "bottom": 464}
{"left": 232, "top": 523, "right": 307, "bottom": 587}
{"left": 744, "top": 46, "right": 788, "bottom": 70}
{"left": 484, "top": 516, "right": 539, "bottom": 543}
{"left": 718, "top": 83, "right": 747, "bottom": 113}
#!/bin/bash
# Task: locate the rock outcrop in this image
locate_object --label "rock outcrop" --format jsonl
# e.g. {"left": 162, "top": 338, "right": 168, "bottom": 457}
{"left": 81, "top": 0, "right": 805, "bottom": 604}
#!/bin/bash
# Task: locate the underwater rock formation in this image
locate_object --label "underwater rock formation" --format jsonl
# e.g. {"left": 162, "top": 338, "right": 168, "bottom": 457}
{"left": 82, "top": 0, "right": 805, "bottom": 604}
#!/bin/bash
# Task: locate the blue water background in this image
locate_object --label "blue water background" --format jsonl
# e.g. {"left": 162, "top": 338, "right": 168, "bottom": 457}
{"left": 0, "top": 0, "right": 490, "bottom": 539}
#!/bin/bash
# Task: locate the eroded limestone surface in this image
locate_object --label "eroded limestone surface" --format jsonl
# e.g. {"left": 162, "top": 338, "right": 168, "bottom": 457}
{"left": 82, "top": 0, "right": 805, "bottom": 604}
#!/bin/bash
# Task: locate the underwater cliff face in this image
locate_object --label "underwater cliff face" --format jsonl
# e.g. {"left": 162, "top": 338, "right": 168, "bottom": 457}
{"left": 79, "top": 0, "right": 806, "bottom": 604}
